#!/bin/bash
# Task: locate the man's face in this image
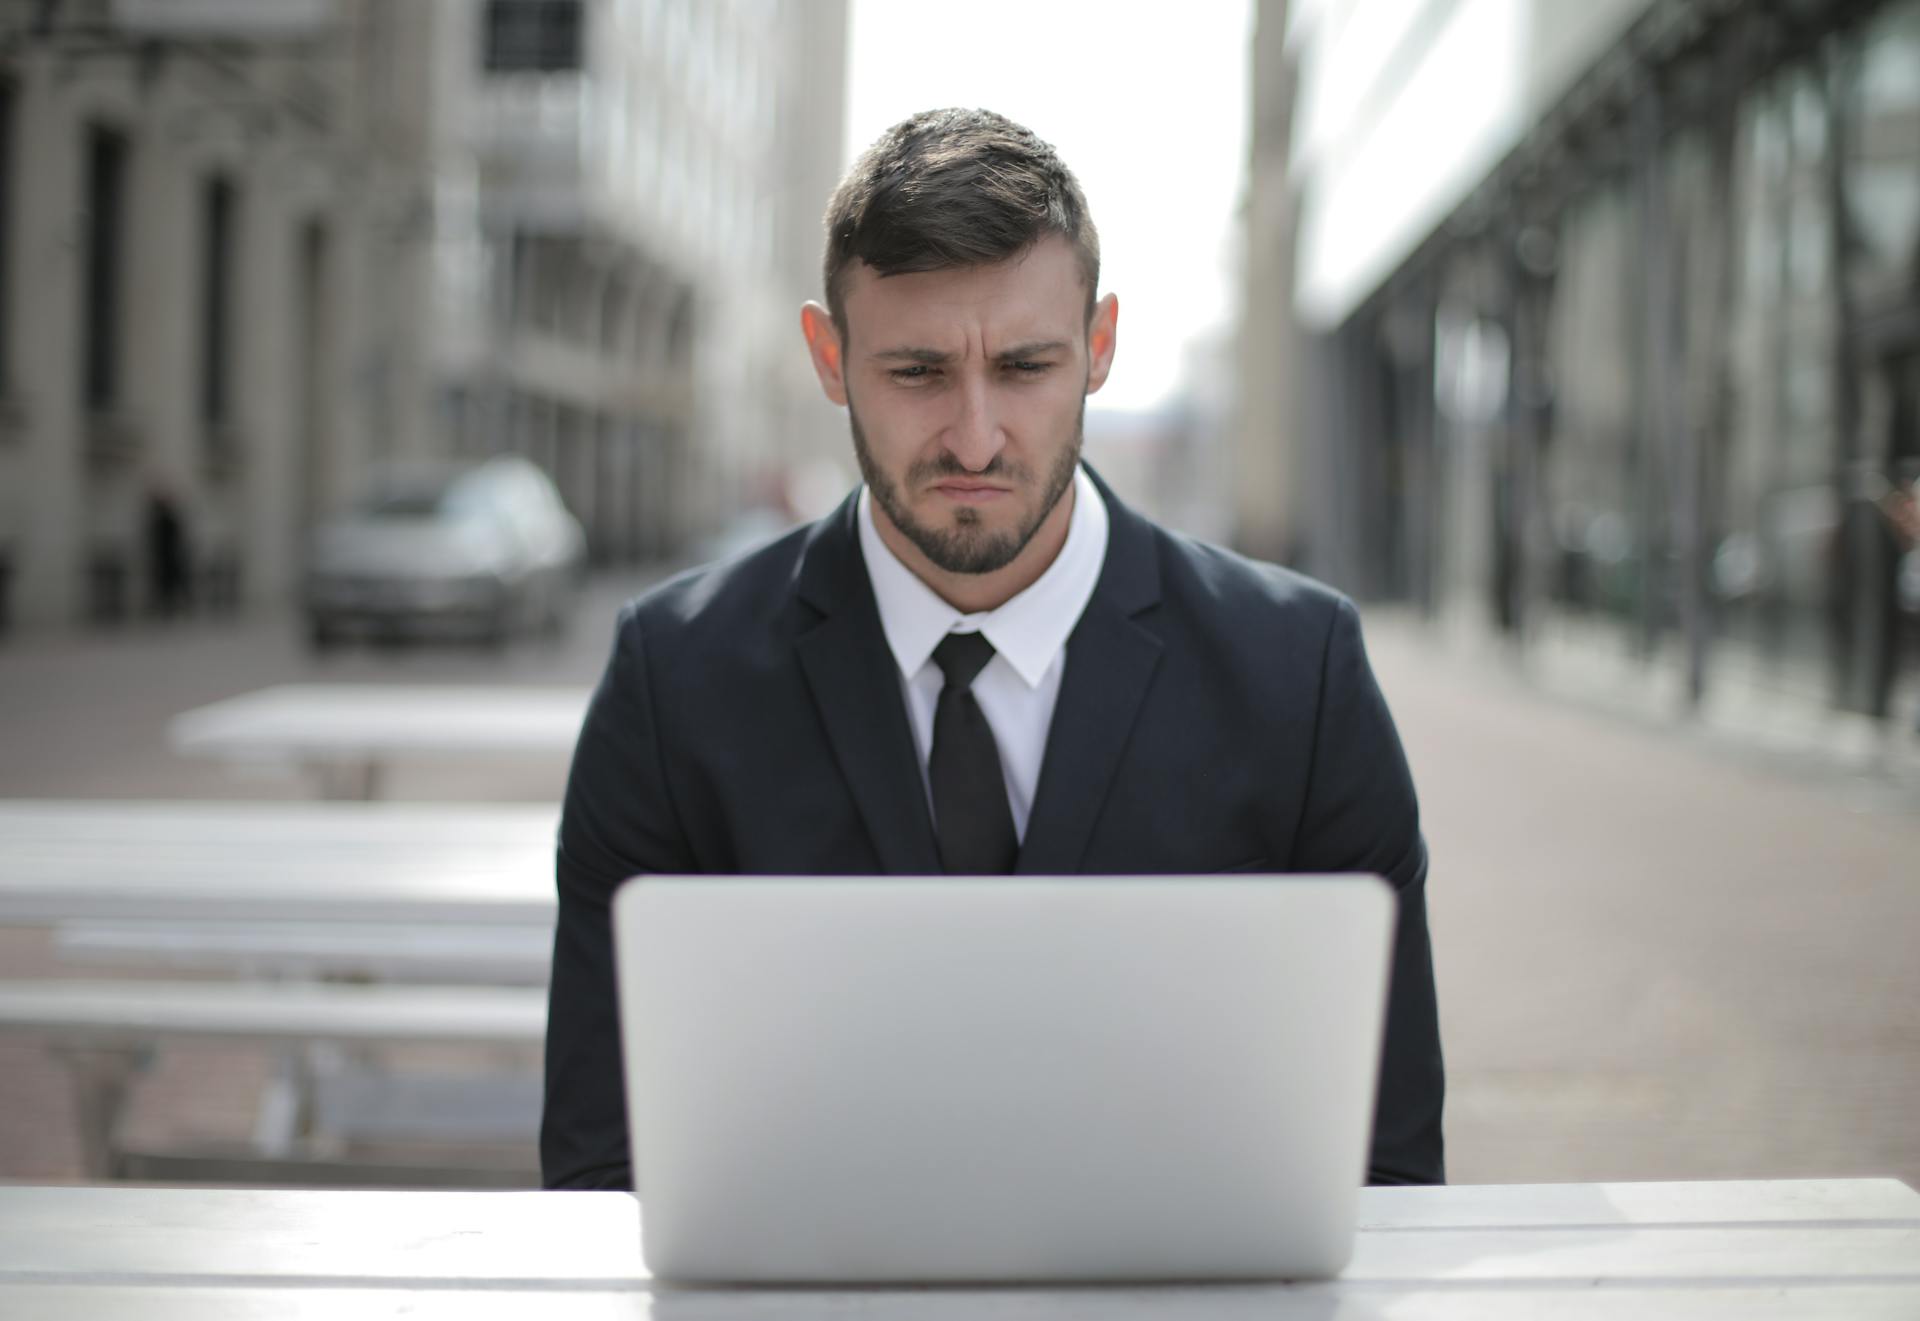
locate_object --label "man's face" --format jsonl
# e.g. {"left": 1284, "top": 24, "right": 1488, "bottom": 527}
{"left": 812, "top": 236, "right": 1116, "bottom": 576}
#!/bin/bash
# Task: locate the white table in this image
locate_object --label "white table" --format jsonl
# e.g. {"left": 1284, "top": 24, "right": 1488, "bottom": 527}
{"left": 169, "top": 685, "right": 590, "bottom": 798}
{"left": 0, "top": 801, "right": 559, "bottom": 927}
{"left": 0, "top": 1179, "right": 1913, "bottom": 1316}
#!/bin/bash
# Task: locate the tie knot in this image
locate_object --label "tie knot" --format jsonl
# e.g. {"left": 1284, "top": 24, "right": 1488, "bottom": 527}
{"left": 932, "top": 631, "right": 997, "bottom": 690}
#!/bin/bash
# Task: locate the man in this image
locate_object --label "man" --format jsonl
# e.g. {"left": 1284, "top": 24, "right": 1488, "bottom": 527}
{"left": 543, "top": 109, "right": 1444, "bottom": 1190}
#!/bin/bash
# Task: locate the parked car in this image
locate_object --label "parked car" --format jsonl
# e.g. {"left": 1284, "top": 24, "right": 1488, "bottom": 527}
{"left": 304, "top": 457, "right": 586, "bottom": 650}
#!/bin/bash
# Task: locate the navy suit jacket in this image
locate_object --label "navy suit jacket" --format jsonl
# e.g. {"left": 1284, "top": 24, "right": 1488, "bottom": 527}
{"left": 542, "top": 470, "right": 1445, "bottom": 1190}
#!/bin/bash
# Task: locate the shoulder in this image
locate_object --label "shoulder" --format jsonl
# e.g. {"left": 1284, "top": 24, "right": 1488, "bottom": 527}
{"left": 1127, "top": 521, "right": 1388, "bottom": 735}
{"left": 1148, "top": 522, "right": 1353, "bottom": 639}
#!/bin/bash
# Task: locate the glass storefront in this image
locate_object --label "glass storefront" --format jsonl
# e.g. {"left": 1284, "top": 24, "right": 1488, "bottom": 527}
{"left": 1717, "top": 63, "right": 1843, "bottom": 701}
{"left": 1339, "top": 0, "right": 1920, "bottom": 732}
{"left": 1542, "top": 182, "right": 1643, "bottom": 632}
{"left": 1844, "top": 0, "right": 1920, "bottom": 717}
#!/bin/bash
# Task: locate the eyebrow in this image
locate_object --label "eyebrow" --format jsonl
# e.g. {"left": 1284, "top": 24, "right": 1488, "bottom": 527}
{"left": 870, "top": 340, "right": 1073, "bottom": 365}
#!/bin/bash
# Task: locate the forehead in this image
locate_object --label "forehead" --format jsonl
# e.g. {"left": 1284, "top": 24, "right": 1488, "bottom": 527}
{"left": 840, "top": 235, "right": 1088, "bottom": 352}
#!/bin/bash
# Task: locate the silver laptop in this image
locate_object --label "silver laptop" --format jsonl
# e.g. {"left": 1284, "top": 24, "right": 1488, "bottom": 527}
{"left": 611, "top": 874, "right": 1395, "bottom": 1284}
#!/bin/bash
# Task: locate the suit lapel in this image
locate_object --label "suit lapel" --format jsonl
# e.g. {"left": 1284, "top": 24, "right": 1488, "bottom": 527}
{"left": 1017, "top": 471, "right": 1164, "bottom": 875}
{"left": 793, "top": 497, "right": 943, "bottom": 875}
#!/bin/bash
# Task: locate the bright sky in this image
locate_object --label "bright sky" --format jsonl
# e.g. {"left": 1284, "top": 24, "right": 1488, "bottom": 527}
{"left": 843, "top": 1, "right": 1254, "bottom": 415}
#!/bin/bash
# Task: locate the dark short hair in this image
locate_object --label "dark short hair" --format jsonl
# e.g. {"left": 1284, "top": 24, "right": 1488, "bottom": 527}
{"left": 822, "top": 108, "right": 1100, "bottom": 335}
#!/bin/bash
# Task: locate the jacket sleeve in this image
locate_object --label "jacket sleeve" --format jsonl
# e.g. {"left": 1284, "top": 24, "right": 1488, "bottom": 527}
{"left": 1291, "top": 596, "right": 1446, "bottom": 1185}
{"left": 541, "top": 607, "right": 697, "bottom": 1190}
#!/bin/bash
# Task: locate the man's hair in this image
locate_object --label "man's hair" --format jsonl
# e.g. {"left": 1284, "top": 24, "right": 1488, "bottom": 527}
{"left": 821, "top": 108, "right": 1100, "bottom": 336}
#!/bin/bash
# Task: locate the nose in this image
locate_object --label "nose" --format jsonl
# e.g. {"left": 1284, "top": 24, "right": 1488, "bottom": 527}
{"left": 942, "top": 373, "right": 1005, "bottom": 472}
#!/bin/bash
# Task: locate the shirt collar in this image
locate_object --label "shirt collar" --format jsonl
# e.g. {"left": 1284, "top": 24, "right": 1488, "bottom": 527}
{"left": 858, "top": 464, "right": 1109, "bottom": 690}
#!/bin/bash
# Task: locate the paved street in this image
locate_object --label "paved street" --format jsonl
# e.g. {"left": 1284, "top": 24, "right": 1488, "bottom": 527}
{"left": 1372, "top": 630, "right": 1920, "bottom": 1189}
{"left": 0, "top": 577, "right": 1915, "bottom": 1189}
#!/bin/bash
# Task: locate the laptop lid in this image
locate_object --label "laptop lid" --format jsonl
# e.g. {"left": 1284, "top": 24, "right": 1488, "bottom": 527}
{"left": 612, "top": 874, "right": 1395, "bottom": 1284}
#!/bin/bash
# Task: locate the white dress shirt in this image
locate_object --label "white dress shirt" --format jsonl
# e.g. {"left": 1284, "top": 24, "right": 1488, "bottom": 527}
{"left": 858, "top": 465, "right": 1110, "bottom": 842}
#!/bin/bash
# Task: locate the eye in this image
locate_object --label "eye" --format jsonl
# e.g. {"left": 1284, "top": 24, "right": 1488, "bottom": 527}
{"left": 1007, "top": 361, "right": 1053, "bottom": 375}
{"left": 889, "top": 365, "right": 935, "bottom": 383}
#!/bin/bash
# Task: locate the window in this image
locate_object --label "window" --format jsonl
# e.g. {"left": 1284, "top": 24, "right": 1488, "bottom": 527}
{"left": 1847, "top": 0, "right": 1920, "bottom": 304}
{"left": 200, "top": 175, "right": 237, "bottom": 427}
{"left": 82, "top": 125, "right": 128, "bottom": 412}
{"left": 484, "top": 0, "right": 583, "bottom": 73}
{"left": 0, "top": 79, "right": 14, "bottom": 396}
{"left": 296, "top": 217, "right": 330, "bottom": 531}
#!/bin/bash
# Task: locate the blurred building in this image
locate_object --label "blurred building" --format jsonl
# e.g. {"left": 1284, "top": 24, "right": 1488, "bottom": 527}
{"left": 1088, "top": 332, "right": 1238, "bottom": 546}
{"left": 1233, "top": 0, "right": 1305, "bottom": 567}
{"left": 0, "top": 0, "right": 848, "bottom": 634}
{"left": 437, "top": 0, "right": 850, "bottom": 565}
{"left": 0, "top": 0, "right": 402, "bottom": 631}
{"left": 1249, "top": 0, "right": 1920, "bottom": 730}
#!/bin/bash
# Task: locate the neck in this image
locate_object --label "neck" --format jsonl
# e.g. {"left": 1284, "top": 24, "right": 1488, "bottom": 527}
{"left": 874, "top": 481, "right": 1076, "bottom": 615}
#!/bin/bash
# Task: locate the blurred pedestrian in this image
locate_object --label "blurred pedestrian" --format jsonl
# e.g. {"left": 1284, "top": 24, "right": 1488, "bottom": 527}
{"left": 145, "top": 479, "right": 193, "bottom": 619}
{"left": 1886, "top": 478, "right": 1919, "bottom": 551}
{"left": 1885, "top": 477, "right": 1920, "bottom": 732}
{"left": 543, "top": 110, "right": 1443, "bottom": 1193}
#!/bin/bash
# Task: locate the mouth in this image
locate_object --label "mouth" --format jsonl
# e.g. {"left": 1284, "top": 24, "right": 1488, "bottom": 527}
{"left": 929, "top": 481, "right": 1012, "bottom": 506}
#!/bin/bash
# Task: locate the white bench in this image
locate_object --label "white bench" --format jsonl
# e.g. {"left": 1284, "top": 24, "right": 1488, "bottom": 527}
{"left": 0, "top": 800, "right": 559, "bottom": 929}
{"left": 53, "top": 921, "right": 553, "bottom": 985}
{"left": 168, "top": 684, "right": 590, "bottom": 798}
{"left": 0, "top": 980, "right": 548, "bottom": 1046}
{"left": 0, "top": 799, "right": 561, "bottom": 845}
{"left": 0, "top": 803, "right": 564, "bottom": 1182}
{"left": 0, "top": 979, "right": 548, "bottom": 1183}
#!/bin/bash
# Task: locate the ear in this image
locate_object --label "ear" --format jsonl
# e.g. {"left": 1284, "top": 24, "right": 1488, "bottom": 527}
{"left": 1084, "top": 293, "right": 1119, "bottom": 395}
{"left": 800, "top": 302, "right": 848, "bottom": 406}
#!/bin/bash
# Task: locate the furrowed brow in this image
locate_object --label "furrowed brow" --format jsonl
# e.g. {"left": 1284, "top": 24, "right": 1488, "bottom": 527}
{"left": 871, "top": 347, "right": 952, "bottom": 365}
{"left": 996, "top": 340, "right": 1072, "bottom": 361}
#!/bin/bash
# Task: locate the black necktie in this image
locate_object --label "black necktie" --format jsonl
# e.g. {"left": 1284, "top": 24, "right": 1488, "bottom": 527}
{"left": 929, "top": 632, "right": 1019, "bottom": 875}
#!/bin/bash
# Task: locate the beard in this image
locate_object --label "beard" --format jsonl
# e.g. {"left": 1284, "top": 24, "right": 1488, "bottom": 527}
{"left": 848, "top": 398, "right": 1084, "bottom": 576}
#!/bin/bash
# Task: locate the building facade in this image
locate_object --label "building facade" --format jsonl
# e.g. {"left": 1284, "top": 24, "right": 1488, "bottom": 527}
{"left": 0, "top": 0, "right": 419, "bottom": 630}
{"left": 435, "top": 0, "right": 850, "bottom": 566}
{"left": 1259, "top": 0, "right": 1920, "bottom": 732}
{"left": 0, "top": 0, "right": 848, "bottom": 634}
